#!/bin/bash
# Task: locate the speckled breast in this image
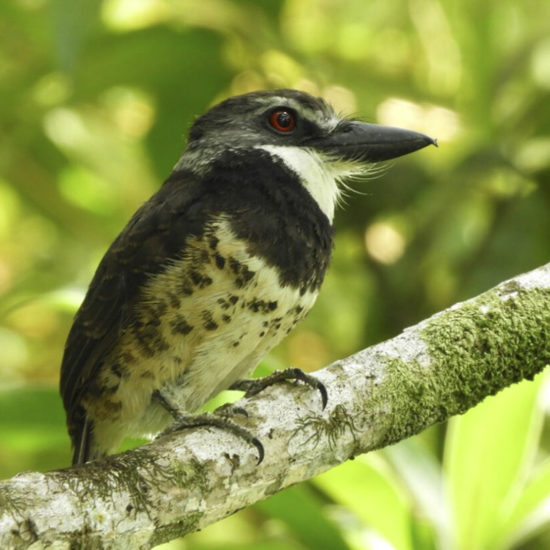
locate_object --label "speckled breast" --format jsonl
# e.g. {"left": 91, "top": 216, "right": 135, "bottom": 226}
{"left": 88, "top": 218, "right": 320, "bottom": 433}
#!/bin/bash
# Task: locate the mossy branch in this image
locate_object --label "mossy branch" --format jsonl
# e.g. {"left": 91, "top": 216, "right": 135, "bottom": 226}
{"left": 2, "top": 263, "right": 550, "bottom": 550}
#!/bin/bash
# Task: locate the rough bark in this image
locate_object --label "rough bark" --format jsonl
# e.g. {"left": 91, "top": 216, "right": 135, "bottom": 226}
{"left": 1, "top": 262, "right": 550, "bottom": 550}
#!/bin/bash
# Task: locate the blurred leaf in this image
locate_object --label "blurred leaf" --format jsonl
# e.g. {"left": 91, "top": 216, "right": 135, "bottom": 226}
{"left": 157, "top": 540, "right": 302, "bottom": 550}
{"left": 0, "top": 385, "right": 70, "bottom": 477}
{"left": 496, "top": 457, "right": 550, "bottom": 548}
{"left": 315, "top": 455, "right": 413, "bottom": 550}
{"left": 51, "top": 0, "right": 101, "bottom": 72}
{"left": 256, "top": 485, "right": 351, "bottom": 550}
{"left": 444, "top": 374, "right": 545, "bottom": 550}
{"left": 384, "top": 438, "right": 448, "bottom": 548}
{"left": 72, "top": 27, "right": 232, "bottom": 174}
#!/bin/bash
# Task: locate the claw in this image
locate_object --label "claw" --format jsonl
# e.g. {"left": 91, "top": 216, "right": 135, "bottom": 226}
{"left": 153, "top": 390, "right": 264, "bottom": 463}
{"left": 251, "top": 437, "right": 265, "bottom": 464}
{"left": 222, "top": 405, "right": 249, "bottom": 418}
{"left": 316, "top": 380, "right": 328, "bottom": 410}
{"left": 230, "top": 367, "right": 328, "bottom": 409}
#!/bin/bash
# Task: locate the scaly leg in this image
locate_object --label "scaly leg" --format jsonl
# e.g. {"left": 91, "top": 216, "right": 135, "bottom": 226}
{"left": 152, "top": 390, "right": 264, "bottom": 463}
{"left": 230, "top": 367, "right": 328, "bottom": 409}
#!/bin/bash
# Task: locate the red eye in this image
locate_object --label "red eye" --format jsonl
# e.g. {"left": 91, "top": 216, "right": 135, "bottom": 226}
{"left": 269, "top": 109, "right": 296, "bottom": 132}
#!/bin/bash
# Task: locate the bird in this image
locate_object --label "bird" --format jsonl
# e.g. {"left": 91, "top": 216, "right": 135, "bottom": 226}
{"left": 60, "top": 89, "right": 435, "bottom": 465}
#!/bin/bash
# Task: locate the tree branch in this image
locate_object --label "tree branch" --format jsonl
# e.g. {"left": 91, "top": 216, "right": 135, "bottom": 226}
{"left": 2, "top": 263, "right": 550, "bottom": 550}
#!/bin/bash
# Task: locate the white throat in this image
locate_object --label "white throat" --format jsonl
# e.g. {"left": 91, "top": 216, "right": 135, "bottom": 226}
{"left": 257, "top": 145, "right": 343, "bottom": 222}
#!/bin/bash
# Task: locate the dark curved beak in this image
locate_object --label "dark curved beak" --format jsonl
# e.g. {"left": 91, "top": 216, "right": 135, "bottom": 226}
{"left": 312, "top": 120, "right": 437, "bottom": 162}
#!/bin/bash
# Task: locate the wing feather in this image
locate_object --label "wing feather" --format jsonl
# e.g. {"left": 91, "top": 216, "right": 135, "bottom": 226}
{"left": 59, "top": 171, "right": 206, "bottom": 448}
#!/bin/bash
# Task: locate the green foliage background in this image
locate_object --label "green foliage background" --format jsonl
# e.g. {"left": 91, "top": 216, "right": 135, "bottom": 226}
{"left": 1, "top": 0, "right": 550, "bottom": 549}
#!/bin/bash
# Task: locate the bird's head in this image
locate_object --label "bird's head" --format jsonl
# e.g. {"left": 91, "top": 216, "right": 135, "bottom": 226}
{"left": 176, "top": 89, "right": 436, "bottom": 221}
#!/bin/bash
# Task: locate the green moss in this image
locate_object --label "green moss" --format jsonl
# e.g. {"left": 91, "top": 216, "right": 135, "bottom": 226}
{"left": 294, "top": 404, "right": 358, "bottom": 450}
{"left": 371, "top": 286, "right": 550, "bottom": 447}
{"left": 56, "top": 447, "right": 155, "bottom": 515}
{"left": 0, "top": 487, "right": 26, "bottom": 517}
{"left": 170, "top": 456, "right": 210, "bottom": 493}
{"left": 49, "top": 442, "right": 215, "bottom": 547}
{"left": 423, "top": 286, "right": 550, "bottom": 407}
{"left": 55, "top": 443, "right": 210, "bottom": 524}
{"left": 149, "top": 512, "right": 203, "bottom": 547}
{"left": 367, "top": 355, "right": 427, "bottom": 448}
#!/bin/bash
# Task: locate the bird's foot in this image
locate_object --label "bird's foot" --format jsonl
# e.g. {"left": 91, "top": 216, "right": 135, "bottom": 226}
{"left": 230, "top": 367, "right": 328, "bottom": 409}
{"left": 215, "top": 403, "right": 249, "bottom": 418}
{"left": 153, "top": 390, "right": 264, "bottom": 463}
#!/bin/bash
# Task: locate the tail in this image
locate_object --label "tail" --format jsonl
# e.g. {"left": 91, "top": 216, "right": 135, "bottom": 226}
{"left": 71, "top": 415, "right": 106, "bottom": 465}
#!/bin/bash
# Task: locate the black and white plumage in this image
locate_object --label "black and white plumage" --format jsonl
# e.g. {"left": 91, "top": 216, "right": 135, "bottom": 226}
{"left": 60, "top": 89, "right": 435, "bottom": 465}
